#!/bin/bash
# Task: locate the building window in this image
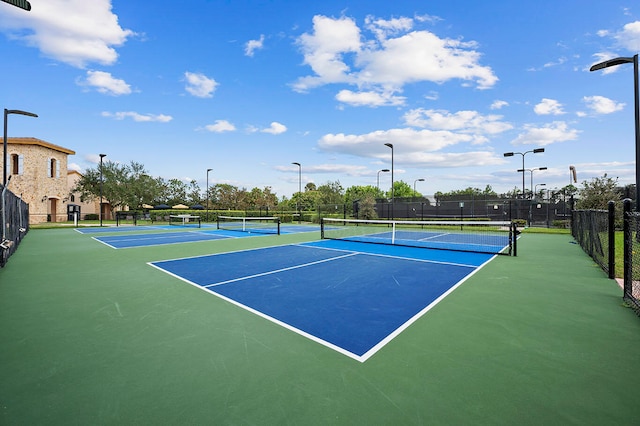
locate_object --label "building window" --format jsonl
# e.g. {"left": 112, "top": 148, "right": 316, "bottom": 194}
{"left": 11, "top": 154, "right": 23, "bottom": 175}
{"left": 48, "top": 158, "right": 58, "bottom": 178}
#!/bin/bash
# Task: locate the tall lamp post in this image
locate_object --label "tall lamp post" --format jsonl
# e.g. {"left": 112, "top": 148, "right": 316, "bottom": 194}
{"left": 504, "top": 148, "right": 545, "bottom": 198}
{"left": 206, "top": 168, "right": 212, "bottom": 222}
{"left": 4, "top": 108, "right": 38, "bottom": 187}
{"left": 413, "top": 178, "right": 425, "bottom": 197}
{"left": 377, "top": 169, "right": 389, "bottom": 191}
{"left": 292, "top": 162, "right": 301, "bottom": 223}
{"left": 590, "top": 54, "right": 639, "bottom": 209}
{"left": 516, "top": 166, "right": 547, "bottom": 199}
{"left": 99, "top": 154, "right": 106, "bottom": 226}
{"left": 384, "top": 143, "right": 394, "bottom": 219}
{"left": 534, "top": 183, "right": 546, "bottom": 200}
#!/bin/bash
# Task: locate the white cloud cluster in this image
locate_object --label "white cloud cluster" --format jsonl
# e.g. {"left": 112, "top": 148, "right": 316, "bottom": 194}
{"left": 511, "top": 121, "right": 579, "bottom": 146}
{"left": 582, "top": 95, "right": 625, "bottom": 115}
{"left": 0, "top": 0, "right": 135, "bottom": 68}
{"left": 78, "top": 70, "right": 131, "bottom": 95}
{"left": 403, "top": 109, "right": 513, "bottom": 138}
{"left": 184, "top": 72, "right": 218, "bottom": 98}
{"left": 261, "top": 122, "right": 287, "bottom": 135}
{"left": 614, "top": 21, "right": 640, "bottom": 52}
{"left": 101, "top": 111, "right": 173, "bottom": 122}
{"left": 293, "top": 14, "right": 497, "bottom": 107}
{"left": 204, "top": 120, "right": 236, "bottom": 133}
{"left": 534, "top": 98, "right": 565, "bottom": 116}
{"left": 245, "top": 34, "right": 265, "bottom": 57}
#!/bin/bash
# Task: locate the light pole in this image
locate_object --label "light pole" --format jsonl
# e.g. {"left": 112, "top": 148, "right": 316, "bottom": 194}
{"left": 292, "top": 162, "right": 301, "bottom": 223}
{"left": 534, "top": 183, "right": 547, "bottom": 200}
{"left": 590, "top": 54, "right": 639, "bottom": 209}
{"left": 384, "top": 143, "right": 394, "bottom": 219}
{"left": 413, "top": 178, "right": 425, "bottom": 197}
{"left": 4, "top": 108, "right": 38, "bottom": 187}
{"left": 206, "top": 168, "right": 212, "bottom": 222}
{"left": 504, "top": 148, "right": 545, "bottom": 198}
{"left": 99, "top": 154, "right": 106, "bottom": 226}
{"left": 377, "top": 169, "right": 389, "bottom": 191}
{"left": 517, "top": 166, "right": 547, "bottom": 199}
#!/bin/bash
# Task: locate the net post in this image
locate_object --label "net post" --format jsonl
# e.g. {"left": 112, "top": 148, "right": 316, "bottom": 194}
{"left": 391, "top": 221, "right": 396, "bottom": 245}
{"left": 216, "top": 216, "right": 220, "bottom": 229}
{"left": 276, "top": 217, "right": 281, "bottom": 235}
{"left": 321, "top": 218, "right": 325, "bottom": 239}
{"left": 512, "top": 221, "right": 517, "bottom": 257}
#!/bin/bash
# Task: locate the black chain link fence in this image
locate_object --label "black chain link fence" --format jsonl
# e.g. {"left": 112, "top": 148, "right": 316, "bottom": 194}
{"left": 1, "top": 183, "right": 30, "bottom": 268}
{"left": 571, "top": 203, "right": 614, "bottom": 278}
{"left": 623, "top": 200, "right": 640, "bottom": 314}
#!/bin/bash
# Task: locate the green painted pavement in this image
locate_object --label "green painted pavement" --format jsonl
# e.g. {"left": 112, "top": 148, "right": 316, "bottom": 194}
{"left": 1, "top": 228, "right": 639, "bottom": 425}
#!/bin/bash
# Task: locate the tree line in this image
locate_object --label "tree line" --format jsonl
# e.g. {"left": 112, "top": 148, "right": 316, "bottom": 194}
{"left": 72, "top": 160, "right": 634, "bottom": 216}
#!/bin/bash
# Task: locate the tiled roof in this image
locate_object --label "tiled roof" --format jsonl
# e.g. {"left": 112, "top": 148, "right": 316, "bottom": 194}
{"left": 7, "top": 137, "right": 75, "bottom": 155}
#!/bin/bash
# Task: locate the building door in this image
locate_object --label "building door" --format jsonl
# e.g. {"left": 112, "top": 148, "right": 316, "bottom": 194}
{"left": 50, "top": 198, "right": 57, "bottom": 222}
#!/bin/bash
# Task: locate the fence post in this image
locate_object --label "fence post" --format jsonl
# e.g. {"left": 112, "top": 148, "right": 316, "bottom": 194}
{"left": 608, "top": 201, "right": 616, "bottom": 279}
{"left": 623, "top": 199, "right": 632, "bottom": 299}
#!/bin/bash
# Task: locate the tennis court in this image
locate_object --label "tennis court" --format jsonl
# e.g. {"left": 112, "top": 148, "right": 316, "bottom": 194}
{"left": 2, "top": 226, "right": 640, "bottom": 424}
{"left": 151, "top": 241, "right": 494, "bottom": 361}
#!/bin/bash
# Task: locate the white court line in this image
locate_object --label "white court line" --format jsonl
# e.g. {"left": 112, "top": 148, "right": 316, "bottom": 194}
{"left": 204, "top": 252, "right": 359, "bottom": 288}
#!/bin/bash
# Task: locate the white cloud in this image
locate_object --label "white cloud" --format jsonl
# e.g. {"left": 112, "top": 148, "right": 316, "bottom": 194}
{"left": 184, "top": 72, "right": 218, "bottom": 98}
{"left": 261, "top": 122, "right": 287, "bottom": 134}
{"left": 534, "top": 98, "right": 565, "bottom": 115}
{"left": 78, "top": 70, "right": 131, "bottom": 95}
{"left": 292, "top": 14, "right": 497, "bottom": 105}
{"left": 319, "top": 128, "right": 473, "bottom": 157}
{"left": 364, "top": 15, "right": 414, "bottom": 41}
{"left": 293, "top": 15, "right": 362, "bottom": 91}
{"left": 68, "top": 162, "right": 82, "bottom": 172}
{"left": 615, "top": 20, "right": 640, "bottom": 52}
{"left": 402, "top": 108, "right": 513, "bottom": 137}
{"left": 583, "top": 95, "right": 625, "bottom": 114}
{"left": 245, "top": 34, "right": 265, "bottom": 57}
{"left": 335, "top": 89, "right": 405, "bottom": 107}
{"left": 101, "top": 111, "right": 173, "bottom": 122}
{"left": 511, "top": 121, "right": 579, "bottom": 146}
{"left": 318, "top": 127, "right": 504, "bottom": 168}
{"left": 490, "top": 100, "right": 509, "bottom": 110}
{"left": 0, "top": 0, "right": 135, "bottom": 68}
{"left": 204, "top": 120, "right": 236, "bottom": 133}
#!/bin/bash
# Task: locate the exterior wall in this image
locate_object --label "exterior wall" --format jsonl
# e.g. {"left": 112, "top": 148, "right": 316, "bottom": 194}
{"left": 1, "top": 138, "right": 75, "bottom": 224}
{"left": 67, "top": 170, "right": 100, "bottom": 220}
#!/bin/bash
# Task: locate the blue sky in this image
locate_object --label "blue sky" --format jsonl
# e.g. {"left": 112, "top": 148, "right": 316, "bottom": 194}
{"left": 1, "top": 0, "right": 639, "bottom": 199}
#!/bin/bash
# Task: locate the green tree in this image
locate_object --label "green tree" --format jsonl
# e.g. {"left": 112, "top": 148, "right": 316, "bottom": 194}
{"left": 211, "top": 183, "right": 240, "bottom": 209}
{"left": 165, "top": 179, "right": 188, "bottom": 206}
{"left": 358, "top": 193, "right": 378, "bottom": 219}
{"left": 575, "top": 174, "right": 619, "bottom": 209}
{"left": 186, "top": 180, "right": 201, "bottom": 206}
{"left": 72, "top": 160, "right": 150, "bottom": 215}
{"left": 387, "top": 180, "right": 413, "bottom": 198}
{"left": 317, "top": 180, "right": 344, "bottom": 204}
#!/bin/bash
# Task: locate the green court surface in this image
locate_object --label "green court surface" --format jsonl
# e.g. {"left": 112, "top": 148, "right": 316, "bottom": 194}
{"left": 1, "top": 227, "right": 639, "bottom": 425}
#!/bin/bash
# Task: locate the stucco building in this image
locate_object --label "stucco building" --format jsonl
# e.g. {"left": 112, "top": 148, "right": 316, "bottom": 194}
{"left": 1, "top": 137, "right": 77, "bottom": 224}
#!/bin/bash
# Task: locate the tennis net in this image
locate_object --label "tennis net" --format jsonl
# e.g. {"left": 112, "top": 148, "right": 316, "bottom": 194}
{"left": 321, "top": 218, "right": 516, "bottom": 255}
{"left": 169, "top": 214, "right": 201, "bottom": 228}
{"left": 217, "top": 216, "right": 281, "bottom": 235}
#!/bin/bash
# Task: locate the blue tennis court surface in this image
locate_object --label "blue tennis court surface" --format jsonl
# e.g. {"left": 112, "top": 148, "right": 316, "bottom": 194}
{"left": 149, "top": 241, "right": 494, "bottom": 362}
{"left": 94, "top": 230, "right": 234, "bottom": 248}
